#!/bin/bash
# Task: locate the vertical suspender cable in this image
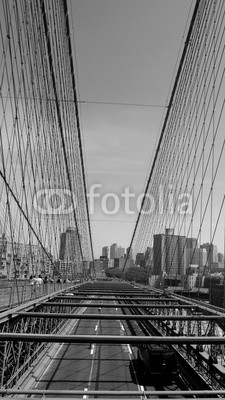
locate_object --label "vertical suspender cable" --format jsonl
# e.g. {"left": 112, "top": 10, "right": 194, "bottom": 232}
{"left": 122, "top": 0, "right": 201, "bottom": 275}
{"left": 62, "top": 0, "right": 94, "bottom": 264}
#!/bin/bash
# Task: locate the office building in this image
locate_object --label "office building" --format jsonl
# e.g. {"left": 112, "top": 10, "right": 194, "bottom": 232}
{"left": 118, "top": 246, "right": 125, "bottom": 258}
{"left": 0, "top": 234, "right": 53, "bottom": 279}
{"left": 126, "top": 247, "right": 133, "bottom": 260}
{"left": 153, "top": 229, "right": 186, "bottom": 277}
{"left": 94, "top": 259, "right": 104, "bottom": 274}
{"left": 110, "top": 243, "right": 118, "bottom": 259}
{"left": 218, "top": 252, "right": 224, "bottom": 269}
{"left": 200, "top": 243, "right": 218, "bottom": 265}
{"left": 102, "top": 246, "right": 109, "bottom": 258}
{"left": 153, "top": 233, "right": 166, "bottom": 275}
{"left": 135, "top": 253, "right": 145, "bottom": 266}
{"left": 59, "top": 227, "right": 82, "bottom": 274}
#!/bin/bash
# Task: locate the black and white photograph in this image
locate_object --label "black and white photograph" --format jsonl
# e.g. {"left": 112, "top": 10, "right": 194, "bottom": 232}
{"left": 1, "top": 0, "right": 225, "bottom": 398}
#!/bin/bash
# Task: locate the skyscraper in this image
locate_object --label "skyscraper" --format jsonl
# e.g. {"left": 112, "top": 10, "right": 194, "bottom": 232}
{"left": 126, "top": 247, "right": 133, "bottom": 260}
{"left": 200, "top": 243, "right": 218, "bottom": 265}
{"left": 135, "top": 253, "right": 145, "bottom": 266}
{"left": 186, "top": 237, "right": 198, "bottom": 267}
{"left": 59, "top": 227, "right": 82, "bottom": 273}
{"left": 153, "top": 234, "right": 166, "bottom": 275}
{"left": 110, "top": 243, "right": 118, "bottom": 259}
{"left": 153, "top": 229, "right": 186, "bottom": 277}
{"left": 102, "top": 246, "right": 109, "bottom": 258}
{"left": 118, "top": 246, "right": 125, "bottom": 258}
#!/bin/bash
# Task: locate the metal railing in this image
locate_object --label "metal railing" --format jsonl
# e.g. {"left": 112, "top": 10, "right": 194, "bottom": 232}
{"left": 0, "top": 280, "right": 79, "bottom": 311}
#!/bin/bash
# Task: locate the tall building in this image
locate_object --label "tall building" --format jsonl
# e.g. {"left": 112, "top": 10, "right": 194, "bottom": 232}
{"left": 118, "top": 246, "right": 125, "bottom": 258}
{"left": 197, "top": 248, "right": 207, "bottom": 268}
{"left": 144, "top": 247, "right": 153, "bottom": 273}
{"left": 59, "top": 227, "right": 82, "bottom": 275}
{"left": 186, "top": 237, "right": 198, "bottom": 267}
{"left": 185, "top": 238, "right": 207, "bottom": 269}
{"left": 135, "top": 253, "right": 145, "bottom": 266}
{"left": 0, "top": 235, "right": 53, "bottom": 279}
{"left": 110, "top": 243, "right": 118, "bottom": 259}
{"left": 126, "top": 247, "right": 133, "bottom": 260}
{"left": 200, "top": 243, "right": 218, "bottom": 265}
{"left": 102, "top": 246, "right": 109, "bottom": 258}
{"left": 59, "top": 227, "right": 80, "bottom": 261}
{"left": 177, "top": 236, "right": 186, "bottom": 276}
{"left": 56, "top": 260, "right": 73, "bottom": 279}
{"left": 94, "top": 259, "right": 104, "bottom": 274}
{"left": 167, "top": 235, "right": 184, "bottom": 276}
{"left": 153, "top": 234, "right": 166, "bottom": 275}
{"left": 153, "top": 229, "right": 186, "bottom": 277}
{"left": 186, "top": 237, "right": 198, "bottom": 250}
{"left": 144, "top": 247, "right": 153, "bottom": 261}
{"left": 218, "top": 252, "right": 224, "bottom": 268}
{"left": 59, "top": 232, "right": 66, "bottom": 260}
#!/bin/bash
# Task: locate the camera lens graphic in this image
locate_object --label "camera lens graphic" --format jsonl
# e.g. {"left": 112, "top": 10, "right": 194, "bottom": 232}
{"left": 33, "top": 189, "right": 76, "bottom": 215}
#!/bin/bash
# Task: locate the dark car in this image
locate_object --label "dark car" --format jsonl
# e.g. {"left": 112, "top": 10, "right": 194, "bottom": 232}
{"left": 137, "top": 343, "right": 179, "bottom": 381}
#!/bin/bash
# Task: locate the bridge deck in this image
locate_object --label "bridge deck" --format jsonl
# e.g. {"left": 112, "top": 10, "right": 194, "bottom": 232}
{"left": 1, "top": 281, "right": 225, "bottom": 398}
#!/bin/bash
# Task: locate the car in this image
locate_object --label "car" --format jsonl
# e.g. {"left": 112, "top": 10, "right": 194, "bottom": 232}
{"left": 137, "top": 343, "right": 179, "bottom": 381}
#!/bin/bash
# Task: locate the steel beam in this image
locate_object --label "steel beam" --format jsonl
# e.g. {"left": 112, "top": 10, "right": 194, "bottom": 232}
{"left": 1, "top": 398, "right": 222, "bottom": 400}
{"left": 72, "top": 291, "right": 155, "bottom": 295}
{"left": 14, "top": 312, "right": 222, "bottom": 321}
{"left": 1, "top": 389, "right": 225, "bottom": 396}
{"left": 0, "top": 333, "right": 225, "bottom": 344}
{"left": 44, "top": 302, "right": 196, "bottom": 308}
{"left": 56, "top": 296, "right": 180, "bottom": 301}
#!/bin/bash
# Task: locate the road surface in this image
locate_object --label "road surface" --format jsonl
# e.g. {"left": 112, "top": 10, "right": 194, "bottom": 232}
{"left": 34, "top": 299, "right": 144, "bottom": 393}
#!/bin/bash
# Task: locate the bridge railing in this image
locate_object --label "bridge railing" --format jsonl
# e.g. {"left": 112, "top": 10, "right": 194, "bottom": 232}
{"left": 0, "top": 280, "right": 79, "bottom": 311}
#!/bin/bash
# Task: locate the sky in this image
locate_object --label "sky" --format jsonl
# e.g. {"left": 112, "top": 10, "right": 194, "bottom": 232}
{"left": 69, "top": 0, "right": 195, "bottom": 258}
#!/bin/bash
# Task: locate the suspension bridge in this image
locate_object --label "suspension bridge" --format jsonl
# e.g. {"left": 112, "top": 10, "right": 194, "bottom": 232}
{"left": 1, "top": 0, "right": 225, "bottom": 398}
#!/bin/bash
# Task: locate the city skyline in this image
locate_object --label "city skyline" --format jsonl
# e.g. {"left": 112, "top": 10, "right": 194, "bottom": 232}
{"left": 1, "top": 0, "right": 225, "bottom": 267}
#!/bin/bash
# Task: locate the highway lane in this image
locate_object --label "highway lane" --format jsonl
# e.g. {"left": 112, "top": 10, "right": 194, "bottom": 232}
{"left": 11, "top": 282, "right": 219, "bottom": 396}
{"left": 34, "top": 299, "right": 143, "bottom": 394}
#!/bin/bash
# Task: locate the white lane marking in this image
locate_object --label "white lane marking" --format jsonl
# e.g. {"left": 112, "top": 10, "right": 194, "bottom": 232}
{"left": 86, "top": 302, "right": 100, "bottom": 392}
{"left": 116, "top": 310, "right": 145, "bottom": 396}
{"left": 35, "top": 304, "right": 89, "bottom": 385}
{"left": 118, "top": 320, "right": 125, "bottom": 331}
{"left": 87, "top": 343, "right": 96, "bottom": 391}
{"left": 127, "top": 344, "right": 132, "bottom": 354}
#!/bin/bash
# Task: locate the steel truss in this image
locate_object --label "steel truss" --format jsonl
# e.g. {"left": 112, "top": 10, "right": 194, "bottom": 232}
{"left": 139, "top": 307, "right": 225, "bottom": 390}
{"left": 0, "top": 287, "right": 81, "bottom": 388}
{"left": 44, "top": 301, "right": 196, "bottom": 308}
{"left": 1, "top": 333, "right": 225, "bottom": 343}
{"left": 14, "top": 312, "right": 223, "bottom": 321}
{"left": 1, "top": 286, "right": 225, "bottom": 390}
{"left": 55, "top": 296, "right": 181, "bottom": 301}
{"left": 1, "top": 388, "right": 225, "bottom": 399}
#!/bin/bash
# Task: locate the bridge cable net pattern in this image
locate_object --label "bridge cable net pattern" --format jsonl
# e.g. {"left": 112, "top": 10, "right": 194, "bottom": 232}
{"left": 0, "top": 0, "right": 93, "bottom": 287}
{"left": 125, "top": 0, "right": 225, "bottom": 290}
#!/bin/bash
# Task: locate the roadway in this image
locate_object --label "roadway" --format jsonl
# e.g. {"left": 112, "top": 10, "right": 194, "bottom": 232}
{"left": 5, "top": 280, "right": 224, "bottom": 398}
{"left": 31, "top": 287, "right": 182, "bottom": 395}
{"left": 34, "top": 300, "right": 144, "bottom": 393}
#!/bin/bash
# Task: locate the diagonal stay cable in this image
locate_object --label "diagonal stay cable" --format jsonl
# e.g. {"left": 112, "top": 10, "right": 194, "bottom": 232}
{"left": 63, "top": 0, "right": 94, "bottom": 263}
{"left": 122, "top": 0, "right": 201, "bottom": 275}
{"left": 0, "top": 162, "right": 54, "bottom": 267}
{"left": 40, "top": 0, "right": 83, "bottom": 260}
